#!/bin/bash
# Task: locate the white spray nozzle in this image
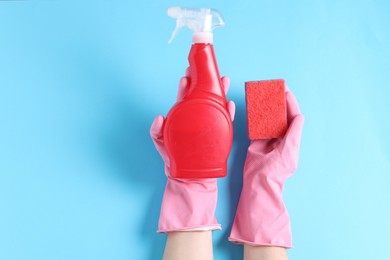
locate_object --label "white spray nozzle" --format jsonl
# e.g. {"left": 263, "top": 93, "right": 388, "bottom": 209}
{"left": 167, "top": 6, "right": 225, "bottom": 44}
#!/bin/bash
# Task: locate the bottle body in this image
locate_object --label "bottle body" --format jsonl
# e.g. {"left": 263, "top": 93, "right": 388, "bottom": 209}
{"left": 163, "top": 43, "right": 233, "bottom": 178}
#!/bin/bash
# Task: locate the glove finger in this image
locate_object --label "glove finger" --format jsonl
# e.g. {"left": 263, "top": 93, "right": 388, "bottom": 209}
{"left": 227, "top": 100, "right": 236, "bottom": 122}
{"left": 286, "top": 91, "right": 301, "bottom": 123}
{"left": 150, "top": 115, "right": 171, "bottom": 169}
{"left": 280, "top": 114, "right": 304, "bottom": 158}
{"left": 221, "top": 76, "right": 230, "bottom": 95}
{"left": 176, "top": 77, "right": 190, "bottom": 102}
{"left": 150, "top": 114, "right": 164, "bottom": 140}
{"left": 285, "top": 83, "right": 291, "bottom": 92}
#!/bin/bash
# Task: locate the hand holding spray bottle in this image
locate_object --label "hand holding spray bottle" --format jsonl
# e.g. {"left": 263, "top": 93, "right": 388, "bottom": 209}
{"left": 163, "top": 7, "right": 233, "bottom": 179}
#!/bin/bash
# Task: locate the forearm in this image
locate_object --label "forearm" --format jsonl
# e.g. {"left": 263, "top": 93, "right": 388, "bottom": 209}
{"left": 244, "top": 245, "right": 288, "bottom": 260}
{"left": 163, "top": 231, "right": 213, "bottom": 260}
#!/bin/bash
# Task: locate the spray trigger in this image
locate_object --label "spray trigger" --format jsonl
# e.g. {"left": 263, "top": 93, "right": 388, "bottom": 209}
{"left": 168, "top": 20, "right": 182, "bottom": 44}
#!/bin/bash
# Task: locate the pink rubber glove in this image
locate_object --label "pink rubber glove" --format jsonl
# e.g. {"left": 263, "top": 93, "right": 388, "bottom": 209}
{"left": 150, "top": 72, "right": 236, "bottom": 233}
{"left": 229, "top": 87, "right": 304, "bottom": 248}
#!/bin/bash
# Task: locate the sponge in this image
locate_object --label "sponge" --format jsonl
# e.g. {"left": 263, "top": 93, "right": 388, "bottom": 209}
{"left": 245, "top": 79, "right": 287, "bottom": 140}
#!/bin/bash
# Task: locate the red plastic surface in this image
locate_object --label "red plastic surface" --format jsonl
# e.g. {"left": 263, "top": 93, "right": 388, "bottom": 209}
{"left": 163, "top": 43, "right": 233, "bottom": 178}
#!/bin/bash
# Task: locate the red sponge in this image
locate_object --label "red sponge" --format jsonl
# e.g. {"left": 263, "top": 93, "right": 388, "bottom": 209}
{"left": 245, "top": 79, "right": 287, "bottom": 140}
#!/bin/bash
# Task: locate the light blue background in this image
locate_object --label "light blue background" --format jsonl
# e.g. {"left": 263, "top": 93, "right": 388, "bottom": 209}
{"left": 1, "top": 1, "right": 389, "bottom": 259}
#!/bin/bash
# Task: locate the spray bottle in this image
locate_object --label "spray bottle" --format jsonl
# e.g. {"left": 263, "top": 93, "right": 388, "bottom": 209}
{"left": 163, "top": 7, "right": 233, "bottom": 179}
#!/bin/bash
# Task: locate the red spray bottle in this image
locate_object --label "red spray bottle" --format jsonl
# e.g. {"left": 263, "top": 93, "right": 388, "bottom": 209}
{"left": 163, "top": 7, "right": 233, "bottom": 179}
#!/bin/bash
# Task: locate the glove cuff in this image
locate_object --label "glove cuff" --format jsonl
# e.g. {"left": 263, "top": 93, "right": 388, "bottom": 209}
{"left": 158, "top": 178, "right": 220, "bottom": 233}
{"left": 228, "top": 174, "right": 292, "bottom": 248}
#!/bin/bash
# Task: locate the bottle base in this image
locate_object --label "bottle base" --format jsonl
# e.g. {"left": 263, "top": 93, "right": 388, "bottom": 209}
{"left": 172, "top": 167, "right": 227, "bottom": 179}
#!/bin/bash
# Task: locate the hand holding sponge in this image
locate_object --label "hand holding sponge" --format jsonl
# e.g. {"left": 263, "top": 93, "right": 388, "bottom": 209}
{"left": 229, "top": 80, "right": 304, "bottom": 247}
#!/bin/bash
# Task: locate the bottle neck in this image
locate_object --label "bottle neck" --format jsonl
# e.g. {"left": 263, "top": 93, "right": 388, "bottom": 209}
{"left": 187, "top": 43, "right": 226, "bottom": 105}
{"left": 192, "top": 32, "right": 213, "bottom": 44}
